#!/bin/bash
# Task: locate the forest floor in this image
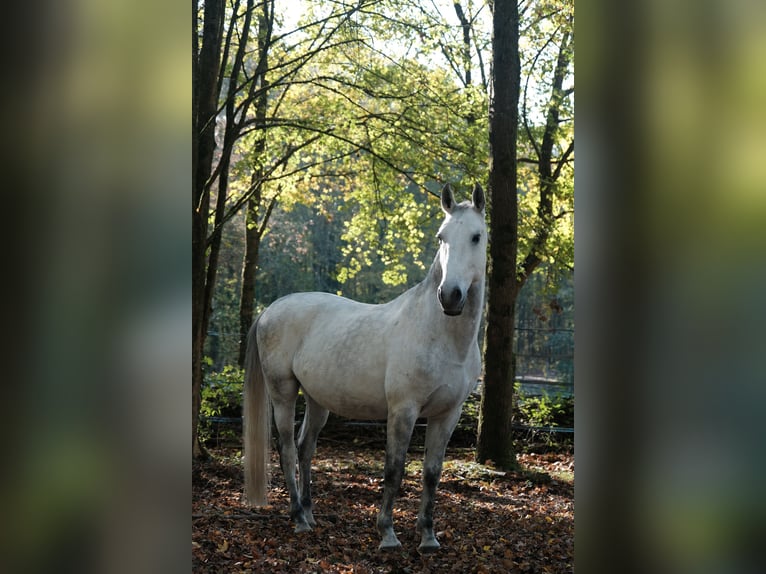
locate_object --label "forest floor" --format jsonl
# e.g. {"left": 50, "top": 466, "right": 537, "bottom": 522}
{"left": 193, "top": 437, "right": 573, "bottom": 574}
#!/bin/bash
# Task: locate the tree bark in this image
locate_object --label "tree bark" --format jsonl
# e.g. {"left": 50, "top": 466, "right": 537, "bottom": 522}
{"left": 476, "top": 0, "right": 520, "bottom": 469}
{"left": 237, "top": 1, "right": 273, "bottom": 367}
{"left": 194, "top": 0, "right": 267, "bottom": 458}
{"left": 453, "top": 2, "right": 472, "bottom": 87}
{"left": 237, "top": 191, "right": 263, "bottom": 367}
{"left": 192, "top": 0, "right": 225, "bottom": 460}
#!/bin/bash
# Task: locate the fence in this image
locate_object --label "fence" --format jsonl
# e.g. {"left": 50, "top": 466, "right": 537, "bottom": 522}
{"left": 514, "top": 325, "right": 574, "bottom": 394}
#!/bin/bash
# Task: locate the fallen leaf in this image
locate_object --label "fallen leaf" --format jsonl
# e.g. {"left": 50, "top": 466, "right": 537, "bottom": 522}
{"left": 193, "top": 443, "right": 573, "bottom": 573}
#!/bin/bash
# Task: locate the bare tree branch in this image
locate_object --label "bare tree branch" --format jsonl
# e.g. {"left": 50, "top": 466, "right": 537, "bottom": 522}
{"left": 518, "top": 21, "right": 573, "bottom": 285}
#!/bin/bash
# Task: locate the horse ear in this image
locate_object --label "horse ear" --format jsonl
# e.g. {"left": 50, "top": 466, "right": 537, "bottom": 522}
{"left": 472, "top": 183, "right": 485, "bottom": 213}
{"left": 441, "top": 183, "right": 455, "bottom": 214}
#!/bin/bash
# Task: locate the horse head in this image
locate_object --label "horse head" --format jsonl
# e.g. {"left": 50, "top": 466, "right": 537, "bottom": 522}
{"left": 436, "top": 183, "right": 487, "bottom": 316}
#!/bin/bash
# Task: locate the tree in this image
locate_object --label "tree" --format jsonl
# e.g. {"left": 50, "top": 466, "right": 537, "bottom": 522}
{"left": 477, "top": 0, "right": 573, "bottom": 467}
{"left": 230, "top": 0, "right": 486, "bottom": 365}
{"left": 193, "top": 0, "right": 225, "bottom": 460}
{"left": 193, "top": 0, "right": 369, "bottom": 457}
{"left": 301, "top": 0, "right": 491, "bottom": 288}
{"left": 236, "top": 0, "right": 276, "bottom": 367}
{"left": 476, "top": 0, "right": 521, "bottom": 468}
{"left": 194, "top": 0, "right": 573, "bottom": 464}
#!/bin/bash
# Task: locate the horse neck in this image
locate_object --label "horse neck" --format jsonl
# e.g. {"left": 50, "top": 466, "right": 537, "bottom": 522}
{"left": 409, "top": 254, "right": 485, "bottom": 358}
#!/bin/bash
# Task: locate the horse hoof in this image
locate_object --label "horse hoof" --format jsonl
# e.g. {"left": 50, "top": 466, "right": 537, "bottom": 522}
{"left": 418, "top": 540, "right": 441, "bottom": 554}
{"left": 378, "top": 540, "right": 402, "bottom": 552}
{"left": 294, "top": 522, "right": 312, "bottom": 533}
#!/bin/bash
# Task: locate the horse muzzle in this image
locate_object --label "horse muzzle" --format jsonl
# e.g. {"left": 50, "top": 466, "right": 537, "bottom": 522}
{"left": 437, "top": 285, "right": 465, "bottom": 316}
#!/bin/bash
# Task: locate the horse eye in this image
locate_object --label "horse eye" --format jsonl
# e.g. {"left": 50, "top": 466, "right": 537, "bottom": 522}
{"left": 471, "top": 233, "right": 481, "bottom": 244}
{"left": 437, "top": 234, "right": 444, "bottom": 244}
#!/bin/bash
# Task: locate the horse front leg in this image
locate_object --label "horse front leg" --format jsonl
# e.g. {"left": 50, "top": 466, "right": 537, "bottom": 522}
{"left": 377, "top": 407, "right": 418, "bottom": 551}
{"left": 417, "top": 408, "right": 462, "bottom": 553}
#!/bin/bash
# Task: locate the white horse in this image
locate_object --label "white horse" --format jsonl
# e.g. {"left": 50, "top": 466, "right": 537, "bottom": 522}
{"left": 243, "top": 183, "right": 487, "bottom": 553}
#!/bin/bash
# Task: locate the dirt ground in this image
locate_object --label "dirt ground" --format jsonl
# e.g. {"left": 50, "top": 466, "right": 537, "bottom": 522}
{"left": 193, "top": 441, "right": 573, "bottom": 573}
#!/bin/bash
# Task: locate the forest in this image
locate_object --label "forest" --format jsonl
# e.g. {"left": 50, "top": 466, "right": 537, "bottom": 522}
{"left": 193, "top": 0, "right": 573, "bottom": 571}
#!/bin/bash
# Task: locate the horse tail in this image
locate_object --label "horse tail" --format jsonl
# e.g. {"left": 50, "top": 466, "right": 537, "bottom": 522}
{"left": 243, "top": 316, "right": 271, "bottom": 506}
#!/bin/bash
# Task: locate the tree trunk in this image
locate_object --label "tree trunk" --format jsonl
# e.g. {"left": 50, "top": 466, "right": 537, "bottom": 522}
{"left": 192, "top": 0, "right": 225, "bottom": 460}
{"left": 237, "top": 192, "right": 263, "bottom": 367}
{"left": 237, "top": 0, "right": 272, "bottom": 368}
{"left": 453, "top": 2, "right": 472, "bottom": 87}
{"left": 194, "top": 0, "right": 264, "bottom": 457}
{"left": 476, "top": 0, "right": 520, "bottom": 469}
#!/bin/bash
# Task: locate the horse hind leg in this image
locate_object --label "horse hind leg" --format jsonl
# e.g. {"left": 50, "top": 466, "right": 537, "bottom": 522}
{"left": 296, "top": 393, "right": 329, "bottom": 527}
{"left": 270, "top": 379, "right": 312, "bottom": 533}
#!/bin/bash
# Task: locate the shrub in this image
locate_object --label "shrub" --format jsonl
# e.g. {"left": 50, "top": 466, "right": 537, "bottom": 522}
{"left": 515, "top": 390, "right": 574, "bottom": 429}
{"left": 201, "top": 365, "right": 245, "bottom": 418}
{"left": 200, "top": 365, "right": 244, "bottom": 446}
{"left": 512, "top": 382, "right": 574, "bottom": 452}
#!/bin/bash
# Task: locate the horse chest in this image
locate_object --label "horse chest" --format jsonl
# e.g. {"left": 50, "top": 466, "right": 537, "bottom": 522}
{"left": 384, "top": 352, "right": 473, "bottom": 416}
